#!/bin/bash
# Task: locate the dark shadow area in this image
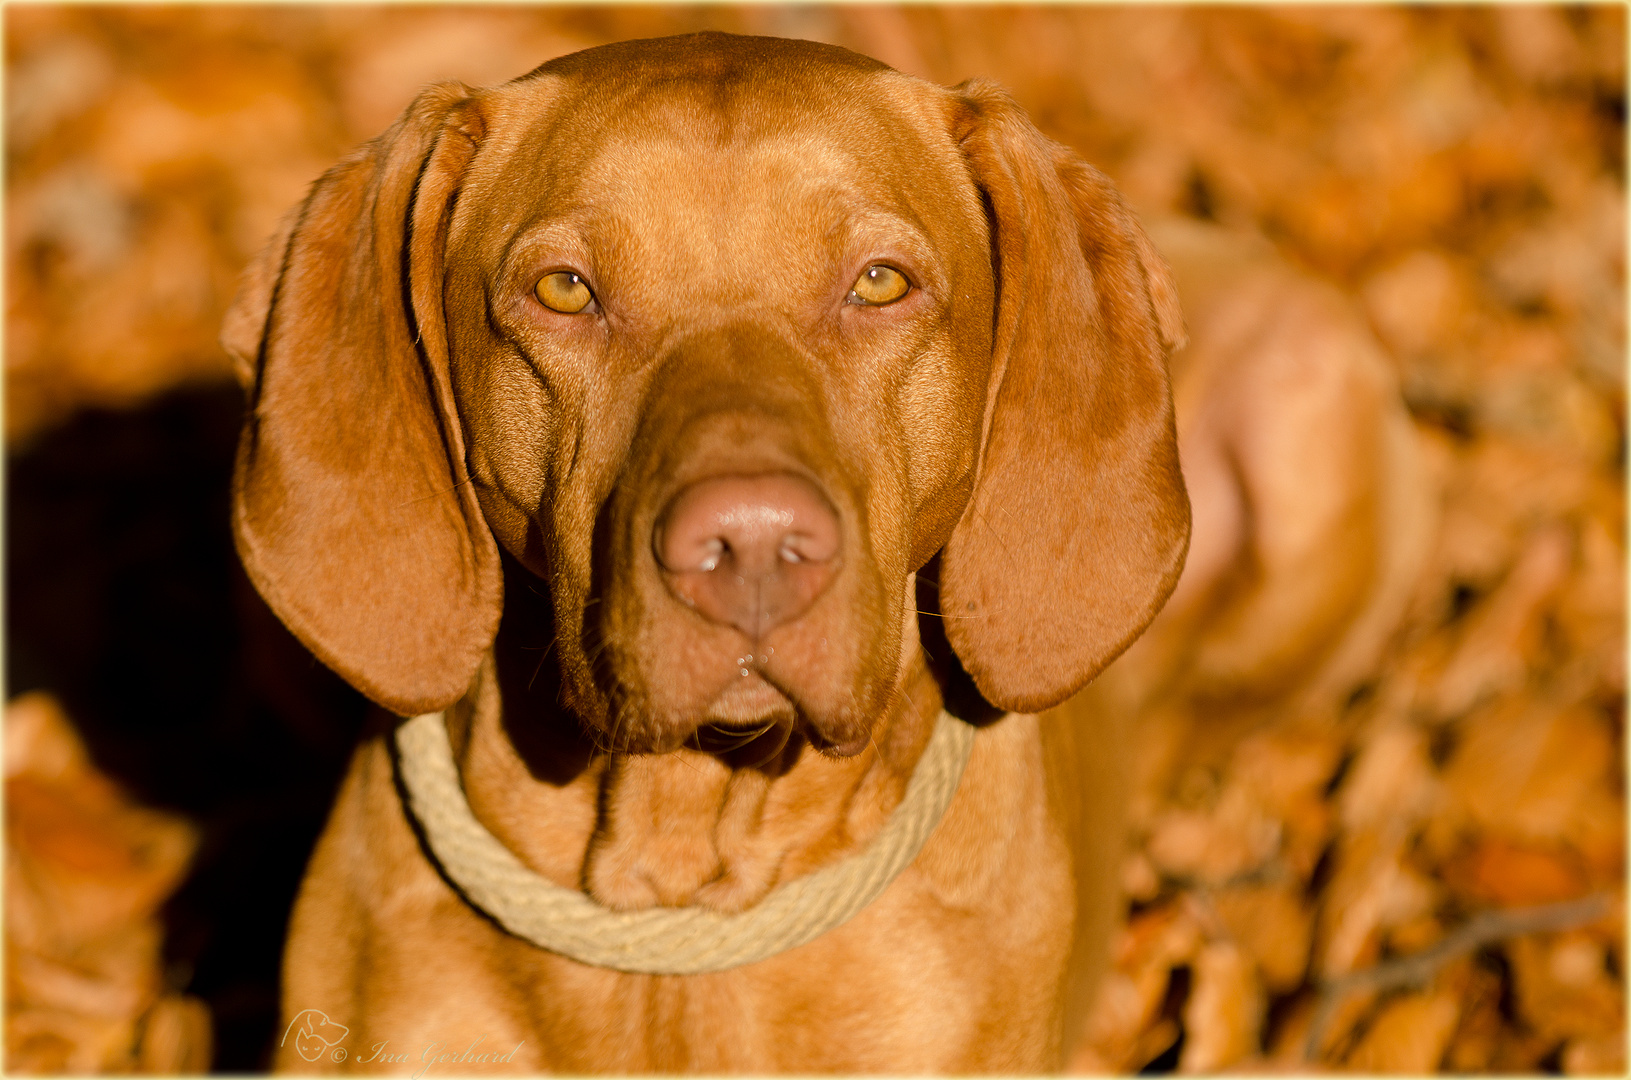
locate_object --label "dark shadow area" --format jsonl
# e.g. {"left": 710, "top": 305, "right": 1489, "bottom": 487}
{"left": 5, "top": 382, "right": 370, "bottom": 1071}
{"left": 914, "top": 553, "right": 1005, "bottom": 728}
{"left": 491, "top": 547, "right": 599, "bottom": 785}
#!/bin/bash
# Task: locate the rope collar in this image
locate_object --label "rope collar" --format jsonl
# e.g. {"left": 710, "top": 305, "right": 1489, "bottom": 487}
{"left": 394, "top": 710, "right": 976, "bottom": 975}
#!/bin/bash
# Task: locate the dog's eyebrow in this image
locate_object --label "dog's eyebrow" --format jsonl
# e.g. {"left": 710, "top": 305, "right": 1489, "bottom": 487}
{"left": 833, "top": 212, "right": 945, "bottom": 293}
{"left": 493, "top": 201, "right": 944, "bottom": 297}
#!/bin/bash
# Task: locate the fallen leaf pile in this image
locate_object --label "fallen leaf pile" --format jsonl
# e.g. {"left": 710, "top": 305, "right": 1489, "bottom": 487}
{"left": 4, "top": 6, "right": 1623, "bottom": 1073}
{"left": 4, "top": 693, "right": 210, "bottom": 1074}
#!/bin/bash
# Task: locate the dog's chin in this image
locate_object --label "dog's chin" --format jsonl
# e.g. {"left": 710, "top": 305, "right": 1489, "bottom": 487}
{"left": 704, "top": 672, "right": 797, "bottom": 728}
{"left": 709, "top": 673, "right": 877, "bottom": 759}
{"left": 592, "top": 672, "right": 879, "bottom": 758}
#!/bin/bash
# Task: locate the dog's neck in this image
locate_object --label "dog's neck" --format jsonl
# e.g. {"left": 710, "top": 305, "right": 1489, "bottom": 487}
{"left": 442, "top": 636, "right": 946, "bottom": 916}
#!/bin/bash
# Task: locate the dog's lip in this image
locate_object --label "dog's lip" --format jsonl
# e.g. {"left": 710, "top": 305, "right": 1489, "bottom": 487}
{"left": 695, "top": 670, "right": 872, "bottom": 755}
{"left": 703, "top": 670, "right": 796, "bottom": 728}
{"left": 705, "top": 714, "right": 780, "bottom": 733}
{"left": 807, "top": 729, "right": 871, "bottom": 758}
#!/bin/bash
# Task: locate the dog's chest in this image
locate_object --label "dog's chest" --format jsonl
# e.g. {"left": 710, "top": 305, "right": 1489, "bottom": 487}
{"left": 283, "top": 719, "right": 1074, "bottom": 1072}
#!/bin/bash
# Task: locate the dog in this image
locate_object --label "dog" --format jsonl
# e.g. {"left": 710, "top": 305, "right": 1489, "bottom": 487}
{"left": 1102, "top": 217, "right": 1434, "bottom": 726}
{"left": 223, "top": 32, "right": 1190, "bottom": 1072}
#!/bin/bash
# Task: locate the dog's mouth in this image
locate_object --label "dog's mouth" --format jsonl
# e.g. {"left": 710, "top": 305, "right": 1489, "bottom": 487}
{"left": 705, "top": 668, "right": 795, "bottom": 724}
{"left": 681, "top": 671, "right": 796, "bottom": 763}
{"left": 708, "top": 669, "right": 873, "bottom": 758}
{"left": 688, "top": 717, "right": 787, "bottom": 759}
{"left": 624, "top": 669, "right": 865, "bottom": 762}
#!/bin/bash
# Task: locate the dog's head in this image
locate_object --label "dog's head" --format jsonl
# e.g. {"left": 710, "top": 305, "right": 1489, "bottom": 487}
{"left": 224, "top": 33, "right": 1189, "bottom": 755}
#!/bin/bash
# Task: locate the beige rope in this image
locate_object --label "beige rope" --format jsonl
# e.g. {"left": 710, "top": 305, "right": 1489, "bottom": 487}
{"left": 394, "top": 709, "right": 976, "bottom": 975}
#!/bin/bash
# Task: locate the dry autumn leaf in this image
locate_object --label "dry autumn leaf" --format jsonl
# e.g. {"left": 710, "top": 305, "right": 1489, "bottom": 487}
{"left": 5, "top": 7, "right": 1623, "bottom": 1073}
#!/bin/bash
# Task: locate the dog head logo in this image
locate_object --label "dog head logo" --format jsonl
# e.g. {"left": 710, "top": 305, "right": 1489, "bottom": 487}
{"left": 281, "top": 1009, "right": 350, "bottom": 1063}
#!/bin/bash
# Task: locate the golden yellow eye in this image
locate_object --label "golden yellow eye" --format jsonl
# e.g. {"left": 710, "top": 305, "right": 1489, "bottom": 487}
{"left": 535, "top": 271, "right": 594, "bottom": 314}
{"left": 847, "top": 265, "right": 910, "bottom": 306}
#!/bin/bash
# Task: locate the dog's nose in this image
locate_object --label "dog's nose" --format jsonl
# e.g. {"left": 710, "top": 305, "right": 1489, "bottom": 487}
{"left": 655, "top": 473, "right": 840, "bottom": 639}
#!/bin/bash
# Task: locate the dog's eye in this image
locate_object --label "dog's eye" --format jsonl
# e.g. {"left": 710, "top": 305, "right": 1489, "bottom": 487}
{"left": 535, "top": 271, "right": 595, "bottom": 314}
{"left": 846, "top": 265, "right": 910, "bottom": 306}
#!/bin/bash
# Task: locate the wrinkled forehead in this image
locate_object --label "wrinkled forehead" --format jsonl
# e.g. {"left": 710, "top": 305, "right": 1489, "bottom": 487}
{"left": 464, "top": 58, "right": 968, "bottom": 258}
{"left": 517, "top": 36, "right": 928, "bottom": 177}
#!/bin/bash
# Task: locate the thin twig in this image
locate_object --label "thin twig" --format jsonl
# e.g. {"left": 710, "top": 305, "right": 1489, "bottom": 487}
{"left": 1302, "top": 892, "right": 1616, "bottom": 1062}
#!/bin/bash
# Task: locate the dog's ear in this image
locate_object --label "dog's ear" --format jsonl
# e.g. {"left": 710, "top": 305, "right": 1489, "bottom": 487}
{"left": 227, "top": 83, "right": 502, "bottom": 716}
{"left": 939, "top": 82, "right": 1190, "bottom": 714}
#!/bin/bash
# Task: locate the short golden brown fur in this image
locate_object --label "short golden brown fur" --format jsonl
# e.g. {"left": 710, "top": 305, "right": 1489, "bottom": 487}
{"left": 226, "top": 33, "right": 1191, "bottom": 1072}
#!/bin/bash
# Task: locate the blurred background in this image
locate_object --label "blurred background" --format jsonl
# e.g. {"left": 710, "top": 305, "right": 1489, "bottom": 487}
{"left": 4, "top": 5, "right": 1623, "bottom": 1074}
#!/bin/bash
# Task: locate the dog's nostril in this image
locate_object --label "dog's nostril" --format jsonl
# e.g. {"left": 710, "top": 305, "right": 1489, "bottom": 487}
{"left": 698, "top": 537, "right": 726, "bottom": 573}
{"left": 655, "top": 473, "right": 840, "bottom": 638}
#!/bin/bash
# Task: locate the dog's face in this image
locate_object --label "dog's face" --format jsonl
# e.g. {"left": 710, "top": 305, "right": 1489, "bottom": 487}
{"left": 442, "top": 44, "right": 994, "bottom": 752}
{"left": 225, "top": 33, "right": 1189, "bottom": 752}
